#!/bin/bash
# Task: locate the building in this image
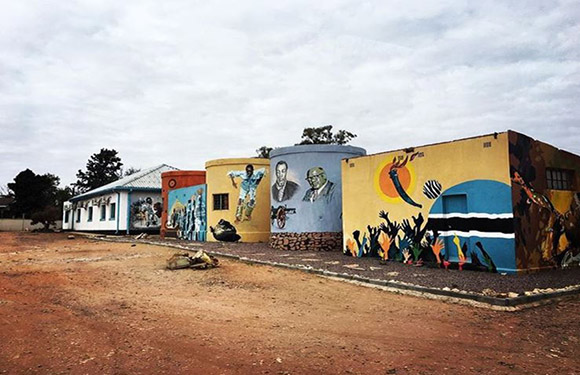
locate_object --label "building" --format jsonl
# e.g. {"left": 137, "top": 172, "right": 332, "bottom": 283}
{"left": 0, "top": 195, "right": 14, "bottom": 218}
{"left": 205, "top": 158, "right": 270, "bottom": 242}
{"left": 342, "top": 131, "right": 580, "bottom": 273}
{"left": 63, "top": 164, "right": 177, "bottom": 233}
{"left": 161, "top": 170, "right": 206, "bottom": 240}
{"left": 269, "top": 144, "right": 366, "bottom": 251}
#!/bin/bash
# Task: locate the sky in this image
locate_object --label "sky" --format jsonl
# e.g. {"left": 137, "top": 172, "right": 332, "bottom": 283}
{"left": 1, "top": 0, "right": 579, "bottom": 188}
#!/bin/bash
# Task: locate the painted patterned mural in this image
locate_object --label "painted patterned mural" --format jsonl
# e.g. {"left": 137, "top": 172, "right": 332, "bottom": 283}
{"left": 509, "top": 131, "right": 580, "bottom": 270}
{"left": 343, "top": 131, "right": 580, "bottom": 273}
{"left": 342, "top": 133, "right": 518, "bottom": 273}
{"left": 167, "top": 184, "right": 207, "bottom": 241}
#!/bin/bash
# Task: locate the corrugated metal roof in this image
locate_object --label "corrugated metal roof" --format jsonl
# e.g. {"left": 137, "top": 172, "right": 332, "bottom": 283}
{"left": 71, "top": 164, "right": 178, "bottom": 201}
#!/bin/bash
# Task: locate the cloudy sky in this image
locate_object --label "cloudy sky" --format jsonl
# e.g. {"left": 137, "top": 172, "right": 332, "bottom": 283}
{"left": 1, "top": 0, "right": 579, "bottom": 188}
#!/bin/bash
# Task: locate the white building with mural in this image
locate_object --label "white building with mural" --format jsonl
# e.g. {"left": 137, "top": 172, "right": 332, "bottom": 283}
{"left": 62, "top": 164, "right": 177, "bottom": 233}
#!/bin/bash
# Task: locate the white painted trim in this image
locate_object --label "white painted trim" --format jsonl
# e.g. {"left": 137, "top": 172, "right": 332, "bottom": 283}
{"left": 429, "top": 213, "right": 513, "bottom": 219}
{"left": 438, "top": 230, "right": 515, "bottom": 239}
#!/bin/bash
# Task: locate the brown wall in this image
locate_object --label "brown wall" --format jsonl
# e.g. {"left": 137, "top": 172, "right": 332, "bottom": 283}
{"left": 509, "top": 130, "right": 580, "bottom": 271}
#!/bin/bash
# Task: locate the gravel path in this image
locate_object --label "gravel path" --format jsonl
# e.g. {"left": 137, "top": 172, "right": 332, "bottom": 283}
{"left": 105, "top": 235, "right": 580, "bottom": 296}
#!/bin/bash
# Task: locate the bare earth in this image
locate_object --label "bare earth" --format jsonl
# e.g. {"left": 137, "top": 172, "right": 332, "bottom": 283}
{"left": 0, "top": 233, "right": 578, "bottom": 375}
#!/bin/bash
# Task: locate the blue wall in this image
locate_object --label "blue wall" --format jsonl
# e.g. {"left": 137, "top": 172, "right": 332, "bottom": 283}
{"left": 270, "top": 145, "right": 366, "bottom": 233}
{"left": 428, "top": 180, "right": 517, "bottom": 273}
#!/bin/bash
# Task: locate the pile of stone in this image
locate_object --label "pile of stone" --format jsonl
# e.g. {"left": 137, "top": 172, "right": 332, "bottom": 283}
{"left": 166, "top": 250, "right": 219, "bottom": 270}
{"left": 270, "top": 232, "right": 343, "bottom": 252}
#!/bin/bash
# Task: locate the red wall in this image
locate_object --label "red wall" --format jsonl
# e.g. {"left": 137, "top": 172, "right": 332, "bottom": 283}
{"left": 161, "top": 171, "right": 206, "bottom": 238}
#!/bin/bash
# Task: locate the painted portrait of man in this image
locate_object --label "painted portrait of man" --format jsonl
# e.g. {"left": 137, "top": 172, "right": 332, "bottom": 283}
{"left": 302, "top": 167, "right": 335, "bottom": 203}
{"left": 272, "top": 160, "right": 299, "bottom": 202}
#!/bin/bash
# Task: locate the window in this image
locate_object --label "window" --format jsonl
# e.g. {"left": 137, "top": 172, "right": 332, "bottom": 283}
{"left": 65, "top": 211, "right": 70, "bottom": 223}
{"left": 76, "top": 209, "right": 81, "bottom": 223}
{"left": 213, "top": 194, "right": 229, "bottom": 210}
{"left": 88, "top": 207, "right": 93, "bottom": 222}
{"left": 100, "top": 205, "right": 106, "bottom": 221}
{"left": 546, "top": 168, "right": 574, "bottom": 190}
{"left": 110, "top": 203, "right": 116, "bottom": 220}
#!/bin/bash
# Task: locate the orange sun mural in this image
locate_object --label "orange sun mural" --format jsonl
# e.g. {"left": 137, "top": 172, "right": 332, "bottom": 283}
{"left": 374, "top": 155, "right": 419, "bottom": 205}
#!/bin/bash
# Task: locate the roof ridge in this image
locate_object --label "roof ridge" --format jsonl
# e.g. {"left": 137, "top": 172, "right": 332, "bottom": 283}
{"left": 70, "top": 164, "right": 178, "bottom": 201}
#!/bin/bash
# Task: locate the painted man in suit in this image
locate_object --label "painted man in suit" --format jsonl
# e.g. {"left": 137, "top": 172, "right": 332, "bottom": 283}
{"left": 272, "top": 160, "right": 299, "bottom": 202}
{"left": 302, "top": 167, "right": 335, "bottom": 203}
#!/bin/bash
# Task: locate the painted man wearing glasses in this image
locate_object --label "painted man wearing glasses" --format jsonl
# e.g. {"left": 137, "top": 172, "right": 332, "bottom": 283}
{"left": 302, "top": 167, "right": 335, "bottom": 203}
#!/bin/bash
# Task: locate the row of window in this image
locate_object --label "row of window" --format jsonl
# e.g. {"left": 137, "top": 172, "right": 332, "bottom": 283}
{"left": 64, "top": 203, "right": 117, "bottom": 223}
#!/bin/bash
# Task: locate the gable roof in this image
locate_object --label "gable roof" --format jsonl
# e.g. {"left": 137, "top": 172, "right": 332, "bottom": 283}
{"left": 70, "top": 164, "right": 178, "bottom": 202}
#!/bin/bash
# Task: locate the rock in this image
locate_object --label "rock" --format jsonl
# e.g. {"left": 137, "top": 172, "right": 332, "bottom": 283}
{"left": 67, "top": 235, "right": 75, "bottom": 240}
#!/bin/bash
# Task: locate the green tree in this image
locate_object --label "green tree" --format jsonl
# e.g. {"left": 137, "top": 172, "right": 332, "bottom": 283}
{"left": 74, "top": 149, "right": 123, "bottom": 193}
{"left": 255, "top": 146, "right": 273, "bottom": 158}
{"left": 55, "top": 186, "right": 73, "bottom": 211}
{"left": 298, "top": 125, "right": 357, "bottom": 145}
{"left": 123, "top": 167, "right": 141, "bottom": 177}
{"left": 31, "top": 206, "right": 61, "bottom": 231}
{"left": 7, "top": 169, "right": 60, "bottom": 218}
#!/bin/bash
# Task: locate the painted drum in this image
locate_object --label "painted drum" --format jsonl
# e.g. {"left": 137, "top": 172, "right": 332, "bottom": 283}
{"left": 269, "top": 145, "right": 366, "bottom": 251}
{"left": 205, "top": 158, "right": 270, "bottom": 243}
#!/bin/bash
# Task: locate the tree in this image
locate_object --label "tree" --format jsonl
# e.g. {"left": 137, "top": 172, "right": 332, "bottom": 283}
{"left": 255, "top": 146, "right": 273, "bottom": 158}
{"left": 7, "top": 169, "right": 60, "bottom": 218}
{"left": 31, "top": 206, "right": 61, "bottom": 231}
{"left": 74, "top": 149, "right": 123, "bottom": 193}
{"left": 298, "top": 125, "right": 357, "bottom": 145}
{"left": 55, "top": 186, "right": 73, "bottom": 211}
{"left": 123, "top": 167, "right": 141, "bottom": 177}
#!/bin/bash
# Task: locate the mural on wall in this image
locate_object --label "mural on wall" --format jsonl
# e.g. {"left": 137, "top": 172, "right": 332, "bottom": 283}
{"left": 510, "top": 131, "right": 580, "bottom": 269}
{"left": 131, "top": 196, "right": 162, "bottom": 229}
{"left": 228, "top": 164, "right": 266, "bottom": 222}
{"left": 422, "top": 180, "right": 442, "bottom": 200}
{"left": 167, "top": 185, "right": 207, "bottom": 241}
{"left": 269, "top": 145, "right": 366, "bottom": 235}
{"left": 210, "top": 219, "right": 241, "bottom": 242}
{"left": 302, "top": 167, "right": 335, "bottom": 203}
{"left": 511, "top": 172, "right": 580, "bottom": 268}
{"left": 347, "top": 149, "right": 517, "bottom": 272}
{"left": 270, "top": 205, "right": 297, "bottom": 229}
{"left": 272, "top": 160, "right": 300, "bottom": 202}
{"left": 343, "top": 209, "right": 498, "bottom": 272}
{"left": 374, "top": 153, "right": 423, "bottom": 208}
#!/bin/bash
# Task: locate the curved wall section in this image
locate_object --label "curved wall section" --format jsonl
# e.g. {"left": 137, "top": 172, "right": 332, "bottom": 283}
{"left": 269, "top": 145, "right": 366, "bottom": 251}
{"left": 161, "top": 170, "right": 206, "bottom": 238}
{"left": 206, "top": 158, "right": 270, "bottom": 243}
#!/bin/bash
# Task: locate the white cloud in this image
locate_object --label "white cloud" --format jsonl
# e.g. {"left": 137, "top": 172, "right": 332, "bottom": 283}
{"left": 1, "top": 0, "right": 579, "bottom": 186}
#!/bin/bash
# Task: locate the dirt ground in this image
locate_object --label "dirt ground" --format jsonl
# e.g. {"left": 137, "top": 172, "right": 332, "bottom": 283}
{"left": 0, "top": 233, "right": 579, "bottom": 375}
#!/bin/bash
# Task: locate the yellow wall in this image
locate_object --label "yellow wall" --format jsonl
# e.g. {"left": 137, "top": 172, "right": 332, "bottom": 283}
{"left": 342, "top": 133, "right": 511, "bottom": 244}
{"left": 206, "top": 158, "right": 270, "bottom": 242}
